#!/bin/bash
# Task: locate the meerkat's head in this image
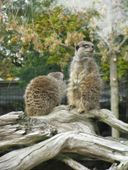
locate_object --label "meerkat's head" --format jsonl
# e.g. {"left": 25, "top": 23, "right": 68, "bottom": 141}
{"left": 48, "top": 72, "right": 64, "bottom": 81}
{"left": 75, "top": 41, "right": 94, "bottom": 59}
{"left": 48, "top": 72, "right": 66, "bottom": 101}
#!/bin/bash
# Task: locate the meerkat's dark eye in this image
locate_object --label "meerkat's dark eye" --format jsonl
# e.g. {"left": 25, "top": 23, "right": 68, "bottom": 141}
{"left": 75, "top": 45, "right": 79, "bottom": 50}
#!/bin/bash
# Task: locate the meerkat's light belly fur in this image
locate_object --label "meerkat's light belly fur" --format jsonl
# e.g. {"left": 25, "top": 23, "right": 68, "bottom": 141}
{"left": 68, "top": 60, "right": 101, "bottom": 113}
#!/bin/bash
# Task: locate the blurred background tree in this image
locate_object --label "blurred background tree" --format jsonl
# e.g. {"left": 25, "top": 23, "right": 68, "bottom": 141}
{"left": 0, "top": 0, "right": 128, "bottom": 82}
{"left": 94, "top": 0, "right": 128, "bottom": 138}
{"left": 0, "top": 0, "right": 100, "bottom": 86}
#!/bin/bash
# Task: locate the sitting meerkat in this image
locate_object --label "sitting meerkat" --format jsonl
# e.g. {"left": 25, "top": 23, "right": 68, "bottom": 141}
{"left": 24, "top": 72, "right": 66, "bottom": 116}
{"left": 67, "top": 41, "right": 102, "bottom": 113}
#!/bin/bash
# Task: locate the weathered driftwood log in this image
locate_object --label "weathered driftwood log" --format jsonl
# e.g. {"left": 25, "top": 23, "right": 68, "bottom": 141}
{"left": 0, "top": 105, "right": 128, "bottom": 170}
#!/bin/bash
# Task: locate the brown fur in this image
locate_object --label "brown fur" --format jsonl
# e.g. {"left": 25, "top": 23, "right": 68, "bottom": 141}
{"left": 67, "top": 41, "right": 102, "bottom": 113}
{"left": 24, "top": 72, "right": 66, "bottom": 116}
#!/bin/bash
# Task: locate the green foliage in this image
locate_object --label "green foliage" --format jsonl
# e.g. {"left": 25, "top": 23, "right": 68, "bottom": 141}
{"left": 123, "top": 0, "right": 128, "bottom": 11}
{"left": 100, "top": 40, "right": 128, "bottom": 81}
{"left": 12, "top": 50, "right": 61, "bottom": 87}
{"left": 0, "top": 0, "right": 128, "bottom": 86}
{"left": 0, "top": 1, "right": 100, "bottom": 86}
{"left": 118, "top": 58, "right": 128, "bottom": 78}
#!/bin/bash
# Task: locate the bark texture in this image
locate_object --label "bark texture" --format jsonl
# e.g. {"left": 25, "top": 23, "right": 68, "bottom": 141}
{"left": 0, "top": 105, "right": 128, "bottom": 170}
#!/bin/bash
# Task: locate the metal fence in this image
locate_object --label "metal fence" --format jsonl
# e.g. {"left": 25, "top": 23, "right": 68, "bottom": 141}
{"left": 0, "top": 79, "right": 127, "bottom": 116}
{"left": 0, "top": 81, "right": 25, "bottom": 115}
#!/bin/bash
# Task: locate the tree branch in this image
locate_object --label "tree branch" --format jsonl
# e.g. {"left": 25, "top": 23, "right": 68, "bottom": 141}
{"left": 0, "top": 132, "right": 128, "bottom": 170}
{"left": 89, "top": 109, "right": 128, "bottom": 133}
{"left": 0, "top": 106, "right": 128, "bottom": 170}
{"left": 117, "top": 36, "right": 128, "bottom": 51}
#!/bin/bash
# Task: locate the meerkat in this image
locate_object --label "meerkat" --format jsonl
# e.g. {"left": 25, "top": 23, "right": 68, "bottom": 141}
{"left": 24, "top": 72, "right": 66, "bottom": 116}
{"left": 67, "top": 41, "right": 102, "bottom": 113}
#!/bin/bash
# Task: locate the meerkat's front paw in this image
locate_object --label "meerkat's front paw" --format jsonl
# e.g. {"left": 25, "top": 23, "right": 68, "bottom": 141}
{"left": 78, "top": 110, "right": 85, "bottom": 114}
{"left": 68, "top": 105, "right": 75, "bottom": 111}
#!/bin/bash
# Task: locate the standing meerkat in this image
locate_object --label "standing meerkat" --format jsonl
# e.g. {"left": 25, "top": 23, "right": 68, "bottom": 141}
{"left": 67, "top": 41, "right": 102, "bottom": 113}
{"left": 24, "top": 72, "right": 66, "bottom": 116}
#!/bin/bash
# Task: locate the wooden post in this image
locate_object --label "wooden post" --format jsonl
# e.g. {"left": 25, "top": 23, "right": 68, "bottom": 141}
{"left": 110, "top": 51, "right": 120, "bottom": 138}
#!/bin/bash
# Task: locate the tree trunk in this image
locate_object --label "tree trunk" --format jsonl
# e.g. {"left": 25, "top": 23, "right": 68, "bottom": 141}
{"left": 0, "top": 105, "right": 128, "bottom": 170}
{"left": 108, "top": 0, "right": 120, "bottom": 138}
{"left": 110, "top": 52, "right": 120, "bottom": 138}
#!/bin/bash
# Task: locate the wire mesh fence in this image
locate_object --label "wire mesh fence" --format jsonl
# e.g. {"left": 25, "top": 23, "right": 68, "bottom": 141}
{"left": 0, "top": 81, "right": 25, "bottom": 115}
{"left": 0, "top": 79, "right": 127, "bottom": 117}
